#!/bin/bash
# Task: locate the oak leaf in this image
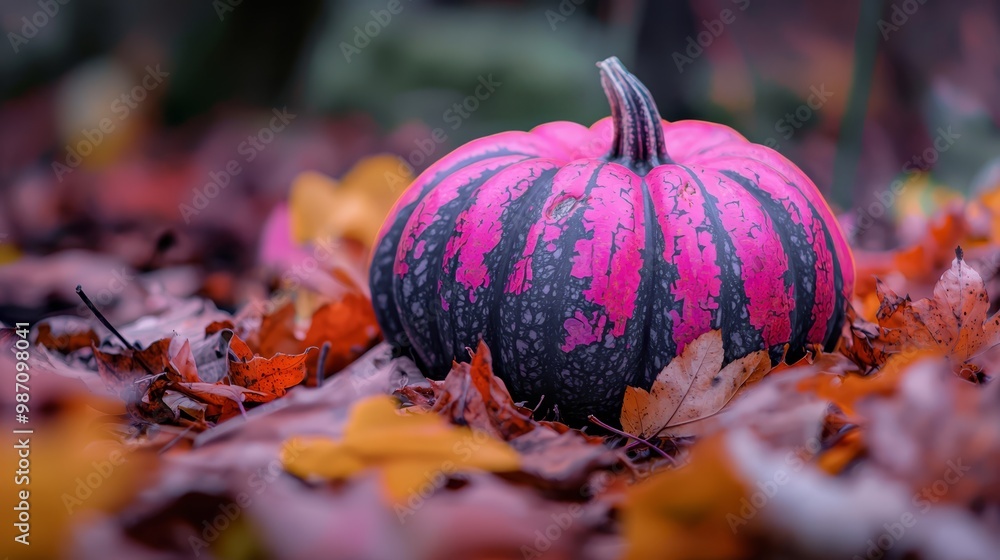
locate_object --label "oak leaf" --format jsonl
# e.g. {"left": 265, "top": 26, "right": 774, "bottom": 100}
{"left": 282, "top": 395, "right": 520, "bottom": 502}
{"left": 620, "top": 330, "right": 771, "bottom": 438}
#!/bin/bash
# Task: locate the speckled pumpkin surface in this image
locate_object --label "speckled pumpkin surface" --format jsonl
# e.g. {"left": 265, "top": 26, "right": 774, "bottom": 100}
{"left": 370, "top": 57, "right": 854, "bottom": 425}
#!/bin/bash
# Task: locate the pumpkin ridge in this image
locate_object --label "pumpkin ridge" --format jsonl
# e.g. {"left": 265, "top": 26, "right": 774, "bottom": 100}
{"left": 636, "top": 173, "right": 665, "bottom": 389}
{"left": 373, "top": 147, "right": 530, "bottom": 348}
{"left": 395, "top": 156, "right": 531, "bottom": 372}
{"left": 675, "top": 164, "right": 765, "bottom": 363}
{"left": 719, "top": 168, "right": 817, "bottom": 355}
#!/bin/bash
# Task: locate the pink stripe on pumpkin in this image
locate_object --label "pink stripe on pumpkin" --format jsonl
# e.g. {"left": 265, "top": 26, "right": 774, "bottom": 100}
{"left": 645, "top": 166, "right": 722, "bottom": 353}
{"left": 568, "top": 164, "right": 645, "bottom": 340}
{"left": 505, "top": 161, "right": 599, "bottom": 295}
{"left": 702, "top": 169, "right": 794, "bottom": 346}
{"left": 394, "top": 155, "right": 526, "bottom": 276}
{"left": 442, "top": 160, "right": 558, "bottom": 302}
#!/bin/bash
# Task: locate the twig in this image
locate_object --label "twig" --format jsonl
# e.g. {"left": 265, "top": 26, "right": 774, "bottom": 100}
{"left": 76, "top": 285, "right": 157, "bottom": 376}
{"left": 587, "top": 414, "right": 676, "bottom": 465}
{"left": 316, "top": 341, "right": 331, "bottom": 386}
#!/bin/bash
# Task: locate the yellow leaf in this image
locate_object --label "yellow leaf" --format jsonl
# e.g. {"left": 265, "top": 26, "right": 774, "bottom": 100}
{"left": 622, "top": 436, "right": 749, "bottom": 560}
{"left": 282, "top": 396, "right": 520, "bottom": 502}
{"left": 288, "top": 155, "right": 413, "bottom": 246}
{"left": 620, "top": 330, "right": 771, "bottom": 438}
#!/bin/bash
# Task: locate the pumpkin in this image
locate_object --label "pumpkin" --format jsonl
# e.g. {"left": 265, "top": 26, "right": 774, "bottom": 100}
{"left": 370, "top": 57, "right": 855, "bottom": 425}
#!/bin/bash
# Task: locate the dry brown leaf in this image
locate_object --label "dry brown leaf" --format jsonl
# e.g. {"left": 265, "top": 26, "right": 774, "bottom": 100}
{"left": 92, "top": 338, "right": 176, "bottom": 423}
{"left": 428, "top": 340, "right": 536, "bottom": 441}
{"left": 796, "top": 350, "right": 930, "bottom": 418}
{"left": 35, "top": 320, "right": 100, "bottom": 354}
{"left": 839, "top": 303, "right": 889, "bottom": 372}
{"left": 877, "top": 247, "right": 1000, "bottom": 362}
{"left": 620, "top": 330, "right": 772, "bottom": 439}
{"left": 282, "top": 395, "right": 520, "bottom": 503}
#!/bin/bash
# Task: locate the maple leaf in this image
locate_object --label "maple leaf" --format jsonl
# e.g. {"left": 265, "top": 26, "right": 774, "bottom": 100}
{"left": 281, "top": 395, "right": 520, "bottom": 502}
{"left": 876, "top": 247, "right": 1000, "bottom": 362}
{"left": 427, "top": 340, "right": 535, "bottom": 441}
{"left": 620, "top": 330, "right": 772, "bottom": 439}
{"left": 228, "top": 335, "right": 309, "bottom": 402}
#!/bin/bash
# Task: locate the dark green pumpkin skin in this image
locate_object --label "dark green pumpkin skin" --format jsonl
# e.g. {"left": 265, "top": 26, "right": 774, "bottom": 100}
{"left": 369, "top": 58, "right": 854, "bottom": 425}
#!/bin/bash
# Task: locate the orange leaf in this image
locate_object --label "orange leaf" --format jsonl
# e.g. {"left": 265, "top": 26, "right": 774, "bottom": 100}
{"left": 303, "top": 293, "right": 380, "bottom": 379}
{"left": 228, "top": 334, "right": 308, "bottom": 402}
{"left": 877, "top": 247, "right": 1000, "bottom": 362}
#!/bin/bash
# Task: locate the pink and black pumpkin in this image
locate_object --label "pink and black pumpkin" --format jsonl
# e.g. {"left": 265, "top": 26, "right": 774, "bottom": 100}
{"left": 370, "top": 57, "right": 855, "bottom": 425}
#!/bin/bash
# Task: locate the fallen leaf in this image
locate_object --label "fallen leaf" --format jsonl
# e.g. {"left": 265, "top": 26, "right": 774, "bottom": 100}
{"left": 255, "top": 301, "right": 302, "bottom": 358}
{"left": 303, "top": 293, "right": 380, "bottom": 379}
{"left": 282, "top": 395, "right": 520, "bottom": 502}
{"left": 228, "top": 335, "right": 309, "bottom": 402}
{"left": 175, "top": 382, "right": 266, "bottom": 420}
{"left": 289, "top": 155, "right": 412, "bottom": 247}
{"left": 35, "top": 319, "right": 100, "bottom": 354}
{"left": 877, "top": 247, "right": 1000, "bottom": 362}
{"left": 92, "top": 338, "right": 177, "bottom": 423}
{"left": 620, "top": 330, "right": 772, "bottom": 438}
{"left": 428, "top": 340, "right": 535, "bottom": 441}
{"left": 796, "top": 350, "right": 929, "bottom": 418}
{"left": 621, "top": 435, "right": 748, "bottom": 560}
{"left": 507, "top": 428, "right": 618, "bottom": 492}
{"left": 839, "top": 303, "right": 889, "bottom": 372}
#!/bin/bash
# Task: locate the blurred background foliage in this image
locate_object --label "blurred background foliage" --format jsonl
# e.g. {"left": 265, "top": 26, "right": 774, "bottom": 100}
{"left": 2, "top": 0, "right": 1000, "bottom": 321}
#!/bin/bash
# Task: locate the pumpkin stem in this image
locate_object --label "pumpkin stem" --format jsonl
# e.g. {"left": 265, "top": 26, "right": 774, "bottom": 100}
{"left": 598, "top": 57, "right": 669, "bottom": 172}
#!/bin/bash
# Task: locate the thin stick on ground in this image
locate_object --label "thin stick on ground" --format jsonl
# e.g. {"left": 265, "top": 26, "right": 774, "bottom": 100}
{"left": 587, "top": 414, "right": 676, "bottom": 465}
